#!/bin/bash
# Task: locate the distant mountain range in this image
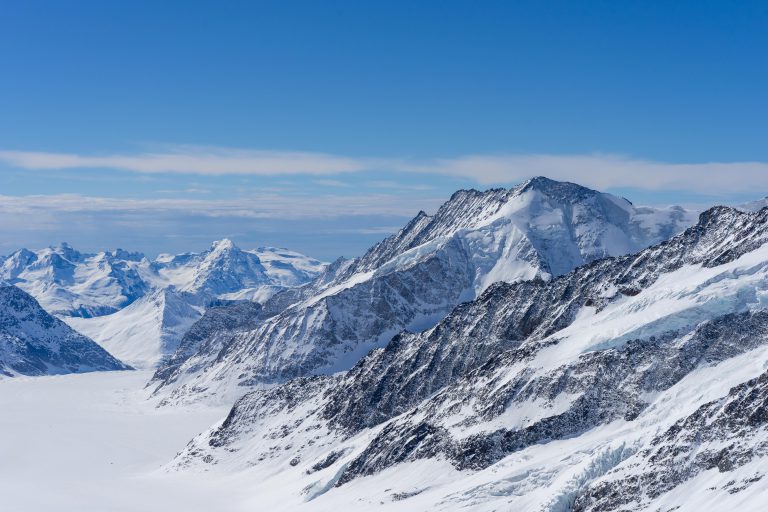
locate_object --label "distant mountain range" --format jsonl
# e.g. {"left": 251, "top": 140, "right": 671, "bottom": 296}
{"left": 0, "top": 240, "right": 325, "bottom": 368}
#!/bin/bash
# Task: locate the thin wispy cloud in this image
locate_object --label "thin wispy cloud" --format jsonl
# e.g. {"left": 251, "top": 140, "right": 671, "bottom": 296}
{"left": 0, "top": 193, "right": 445, "bottom": 219}
{"left": 313, "top": 179, "right": 352, "bottom": 188}
{"left": 152, "top": 188, "right": 212, "bottom": 195}
{"left": 406, "top": 154, "right": 768, "bottom": 192}
{"left": 354, "top": 226, "right": 404, "bottom": 235}
{"left": 366, "top": 180, "right": 435, "bottom": 191}
{"left": 0, "top": 147, "right": 371, "bottom": 176}
{"left": 2, "top": 146, "right": 768, "bottom": 194}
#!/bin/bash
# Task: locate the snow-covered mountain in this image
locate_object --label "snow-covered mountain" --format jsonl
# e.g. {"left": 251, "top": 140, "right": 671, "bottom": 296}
{"left": 1, "top": 240, "right": 325, "bottom": 369}
{"left": 150, "top": 177, "right": 695, "bottom": 403}
{"left": 0, "top": 284, "right": 129, "bottom": 377}
{"left": 65, "top": 288, "right": 204, "bottom": 369}
{"left": 0, "top": 243, "right": 148, "bottom": 318}
{"left": 170, "top": 204, "right": 768, "bottom": 511}
{"left": 739, "top": 196, "right": 768, "bottom": 212}
{"left": 0, "top": 240, "right": 325, "bottom": 318}
{"left": 150, "top": 241, "right": 324, "bottom": 302}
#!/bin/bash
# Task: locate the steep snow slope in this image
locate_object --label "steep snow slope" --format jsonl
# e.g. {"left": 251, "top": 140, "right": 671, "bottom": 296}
{"left": 65, "top": 289, "right": 204, "bottom": 369}
{"left": 0, "top": 285, "right": 129, "bottom": 377}
{"left": 151, "top": 177, "right": 694, "bottom": 402}
{"left": 171, "top": 205, "right": 768, "bottom": 510}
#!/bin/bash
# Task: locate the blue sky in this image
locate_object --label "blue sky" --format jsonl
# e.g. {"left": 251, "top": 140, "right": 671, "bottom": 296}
{"left": 1, "top": 1, "right": 767, "bottom": 260}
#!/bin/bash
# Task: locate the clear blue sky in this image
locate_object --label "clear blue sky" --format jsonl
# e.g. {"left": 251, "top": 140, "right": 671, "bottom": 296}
{"left": 1, "top": 1, "right": 767, "bottom": 260}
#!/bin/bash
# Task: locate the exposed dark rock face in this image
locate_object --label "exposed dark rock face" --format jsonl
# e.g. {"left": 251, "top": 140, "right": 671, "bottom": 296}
{"left": 0, "top": 285, "right": 130, "bottom": 376}
{"left": 335, "top": 310, "right": 768, "bottom": 484}
{"left": 152, "top": 301, "right": 264, "bottom": 386}
{"left": 208, "top": 376, "right": 334, "bottom": 449}
{"left": 322, "top": 206, "right": 768, "bottom": 439}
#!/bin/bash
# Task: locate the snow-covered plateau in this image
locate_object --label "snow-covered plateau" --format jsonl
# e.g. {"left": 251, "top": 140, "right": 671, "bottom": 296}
{"left": 0, "top": 371, "right": 255, "bottom": 512}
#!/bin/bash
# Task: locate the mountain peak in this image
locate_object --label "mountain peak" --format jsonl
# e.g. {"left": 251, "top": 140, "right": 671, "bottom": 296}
{"left": 210, "top": 238, "right": 237, "bottom": 252}
{"left": 109, "top": 248, "right": 145, "bottom": 261}
{"left": 444, "top": 178, "right": 599, "bottom": 212}
{"left": 48, "top": 242, "right": 82, "bottom": 262}
{"left": 519, "top": 175, "right": 593, "bottom": 196}
{"left": 205, "top": 239, "right": 241, "bottom": 261}
{"left": 8, "top": 247, "right": 35, "bottom": 260}
{"left": 521, "top": 175, "right": 558, "bottom": 187}
{"left": 695, "top": 205, "right": 745, "bottom": 229}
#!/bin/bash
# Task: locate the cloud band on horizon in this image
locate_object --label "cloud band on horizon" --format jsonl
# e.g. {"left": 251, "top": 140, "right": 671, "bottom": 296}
{"left": 1, "top": 146, "right": 768, "bottom": 195}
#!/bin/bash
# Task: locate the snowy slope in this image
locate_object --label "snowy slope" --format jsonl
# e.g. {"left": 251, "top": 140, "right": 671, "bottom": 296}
{"left": 65, "top": 289, "right": 204, "bottom": 369}
{"left": 170, "top": 205, "right": 768, "bottom": 510}
{"left": 3, "top": 240, "right": 325, "bottom": 369}
{"left": 0, "top": 284, "right": 129, "bottom": 377}
{"left": 151, "top": 177, "right": 695, "bottom": 402}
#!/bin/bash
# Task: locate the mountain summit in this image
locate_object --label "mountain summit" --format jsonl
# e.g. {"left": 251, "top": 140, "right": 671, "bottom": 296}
{"left": 150, "top": 178, "right": 696, "bottom": 403}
